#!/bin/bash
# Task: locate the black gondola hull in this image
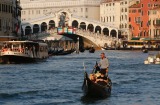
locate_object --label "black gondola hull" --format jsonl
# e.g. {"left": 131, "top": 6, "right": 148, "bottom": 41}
{"left": 89, "top": 48, "right": 95, "bottom": 53}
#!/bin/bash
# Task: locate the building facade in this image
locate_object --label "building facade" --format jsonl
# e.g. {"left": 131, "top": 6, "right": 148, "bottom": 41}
{"left": 140, "top": 0, "right": 160, "bottom": 38}
{"left": 100, "top": 0, "right": 121, "bottom": 29}
{"left": 120, "top": 0, "right": 130, "bottom": 40}
{"left": 149, "top": 1, "right": 160, "bottom": 39}
{"left": 129, "top": 0, "right": 160, "bottom": 39}
{"left": 0, "top": 0, "right": 13, "bottom": 40}
{"left": 129, "top": 3, "right": 141, "bottom": 38}
{"left": 100, "top": 0, "right": 140, "bottom": 40}
{"left": 20, "top": 0, "right": 100, "bottom": 22}
{"left": 0, "top": 0, "right": 21, "bottom": 41}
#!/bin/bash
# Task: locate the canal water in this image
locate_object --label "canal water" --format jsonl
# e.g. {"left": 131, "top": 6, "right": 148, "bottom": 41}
{"left": 0, "top": 50, "right": 160, "bottom": 105}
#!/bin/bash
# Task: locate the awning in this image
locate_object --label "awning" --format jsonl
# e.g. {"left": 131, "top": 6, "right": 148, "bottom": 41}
{"left": 131, "top": 37, "right": 140, "bottom": 40}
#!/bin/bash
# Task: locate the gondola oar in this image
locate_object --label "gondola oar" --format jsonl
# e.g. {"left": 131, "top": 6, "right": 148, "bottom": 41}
{"left": 92, "top": 61, "right": 100, "bottom": 73}
{"left": 83, "top": 62, "right": 86, "bottom": 72}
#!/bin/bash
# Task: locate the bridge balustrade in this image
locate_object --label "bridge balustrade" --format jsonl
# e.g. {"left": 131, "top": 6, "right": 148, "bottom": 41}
{"left": 76, "top": 29, "right": 119, "bottom": 47}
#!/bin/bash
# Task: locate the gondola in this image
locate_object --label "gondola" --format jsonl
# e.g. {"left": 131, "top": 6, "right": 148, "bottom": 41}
{"left": 48, "top": 49, "right": 63, "bottom": 56}
{"left": 142, "top": 49, "right": 148, "bottom": 53}
{"left": 89, "top": 47, "right": 95, "bottom": 53}
{"left": 82, "top": 71, "right": 112, "bottom": 98}
{"left": 79, "top": 48, "right": 85, "bottom": 53}
{"left": 53, "top": 49, "right": 75, "bottom": 55}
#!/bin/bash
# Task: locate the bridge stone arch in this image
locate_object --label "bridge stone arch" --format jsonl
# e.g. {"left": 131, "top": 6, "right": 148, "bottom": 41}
{"left": 80, "top": 22, "right": 86, "bottom": 30}
{"left": 25, "top": 26, "right": 32, "bottom": 35}
{"left": 72, "top": 20, "right": 79, "bottom": 28}
{"left": 49, "top": 20, "right": 55, "bottom": 30}
{"left": 110, "top": 29, "right": 117, "bottom": 38}
{"left": 95, "top": 25, "right": 101, "bottom": 34}
{"left": 33, "top": 24, "right": 39, "bottom": 34}
{"left": 103, "top": 27, "right": 109, "bottom": 36}
{"left": 87, "top": 24, "right": 94, "bottom": 32}
{"left": 41, "top": 22, "right": 47, "bottom": 32}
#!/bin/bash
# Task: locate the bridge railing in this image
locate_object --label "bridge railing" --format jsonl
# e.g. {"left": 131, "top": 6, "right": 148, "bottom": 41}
{"left": 76, "top": 29, "right": 121, "bottom": 47}
{"left": 22, "top": 31, "right": 50, "bottom": 40}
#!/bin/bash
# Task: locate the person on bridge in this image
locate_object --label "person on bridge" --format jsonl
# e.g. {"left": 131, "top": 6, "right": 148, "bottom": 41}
{"left": 98, "top": 52, "right": 109, "bottom": 76}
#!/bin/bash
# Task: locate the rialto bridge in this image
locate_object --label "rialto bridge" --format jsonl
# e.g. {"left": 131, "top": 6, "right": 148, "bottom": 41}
{"left": 21, "top": 10, "right": 121, "bottom": 48}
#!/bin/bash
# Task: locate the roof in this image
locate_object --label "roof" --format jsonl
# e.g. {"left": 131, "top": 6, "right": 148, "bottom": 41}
{"left": 131, "top": 37, "right": 140, "bottom": 40}
{"left": 129, "top": 3, "right": 141, "bottom": 8}
{"left": 101, "top": 0, "right": 121, "bottom": 4}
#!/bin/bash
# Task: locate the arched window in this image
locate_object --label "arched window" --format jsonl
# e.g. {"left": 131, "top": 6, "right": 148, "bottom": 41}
{"left": 121, "top": 15, "right": 123, "bottom": 21}
{"left": 125, "top": 24, "right": 127, "bottom": 28}
{"left": 121, "top": 8, "right": 123, "bottom": 12}
{"left": 125, "top": 8, "right": 127, "bottom": 12}
{"left": 122, "top": 24, "right": 124, "bottom": 28}
{"left": 125, "top": 15, "right": 127, "bottom": 20}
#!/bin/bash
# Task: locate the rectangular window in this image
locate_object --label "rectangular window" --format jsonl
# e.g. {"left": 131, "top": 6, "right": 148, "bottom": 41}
{"left": 0, "top": 18, "right": 1, "bottom": 31}
{"left": 81, "top": 8, "right": 83, "bottom": 12}
{"left": 85, "top": 8, "right": 88, "bottom": 12}
{"left": 6, "top": 5, "right": 8, "bottom": 13}
{"left": 138, "top": 9, "right": 141, "bottom": 13}
{"left": 10, "top": 6, "right": 12, "bottom": 13}
{"left": 141, "top": 21, "right": 143, "bottom": 27}
{"left": 2, "top": 4, "right": 4, "bottom": 12}
{"left": 8, "top": 5, "right": 10, "bottom": 13}
{"left": 129, "top": 17, "right": 131, "bottom": 22}
{"left": 0, "top": 4, "right": 1, "bottom": 12}
{"left": 142, "top": 4, "right": 143, "bottom": 7}
{"left": 141, "top": 11, "right": 143, "bottom": 16}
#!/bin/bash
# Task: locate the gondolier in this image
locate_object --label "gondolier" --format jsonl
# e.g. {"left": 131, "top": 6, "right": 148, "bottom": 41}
{"left": 99, "top": 52, "right": 109, "bottom": 76}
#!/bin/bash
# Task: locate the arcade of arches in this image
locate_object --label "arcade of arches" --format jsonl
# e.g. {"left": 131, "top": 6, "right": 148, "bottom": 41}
{"left": 23, "top": 20, "right": 120, "bottom": 38}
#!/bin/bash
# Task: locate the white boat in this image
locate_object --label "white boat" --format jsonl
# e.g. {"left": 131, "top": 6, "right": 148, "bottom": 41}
{"left": 0, "top": 41, "right": 48, "bottom": 64}
{"left": 144, "top": 53, "right": 160, "bottom": 64}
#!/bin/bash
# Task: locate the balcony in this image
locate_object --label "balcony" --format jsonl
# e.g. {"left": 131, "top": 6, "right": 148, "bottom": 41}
{"left": 153, "top": 19, "right": 160, "bottom": 27}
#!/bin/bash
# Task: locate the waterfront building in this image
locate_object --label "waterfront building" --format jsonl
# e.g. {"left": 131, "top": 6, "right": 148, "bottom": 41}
{"left": 20, "top": 0, "right": 101, "bottom": 22}
{"left": 129, "top": 0, "right": 160, "bottom": 39}
{"left": 140, "top": 0, "right": 160, "bottom": 38}
{"left": 0, "top": 0, "right": 21, "bottom": 41}
{"left": 100, "top": 0, "right": 121, "bottom": 31}
{"left": 129, "top": 3, "right": 141, "bottom": 38}
{"left": 120, "top": 0, "right": 131, "bottom": 40}
{"left": 149, "top": 0, "right": 160, "bottom": 39}
{"left": 100, "top": 0, "right": 140, "bottom": 40}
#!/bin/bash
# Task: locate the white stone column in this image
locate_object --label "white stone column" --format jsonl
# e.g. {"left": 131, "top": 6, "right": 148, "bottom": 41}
{"left": 22, "top": 26, "right": 26, "bottom": 35}
{"left": 39, "top": 24, "right": 41, "bottom": 33}
{"left": 109, "top": 29, "right": 111, "bottom": 37}
{"left": 30, "top": 25, "right": 33, "bottom": 34}
{"left": 116, "top": 29, "right": 118, "bottom": 39}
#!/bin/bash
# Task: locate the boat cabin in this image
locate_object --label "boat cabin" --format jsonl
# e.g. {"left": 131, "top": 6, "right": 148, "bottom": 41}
{"left": 0, "top": 41, "right": 48, "bottom": 59}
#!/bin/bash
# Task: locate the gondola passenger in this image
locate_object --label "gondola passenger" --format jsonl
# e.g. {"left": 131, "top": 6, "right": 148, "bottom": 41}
{"left": 95, "top": 71, "right": 108, "bottom": 86}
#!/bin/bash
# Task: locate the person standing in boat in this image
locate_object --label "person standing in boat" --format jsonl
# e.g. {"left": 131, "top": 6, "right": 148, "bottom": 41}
{"left": 99, "top": 52, "right": 109, "bottom": 76}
